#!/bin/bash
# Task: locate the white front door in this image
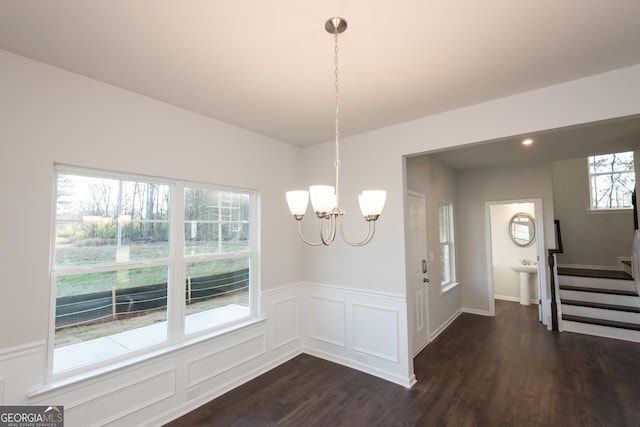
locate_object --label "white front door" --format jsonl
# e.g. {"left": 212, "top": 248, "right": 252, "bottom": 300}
{"left": 408, "top": 192, "right": 430, "bottom": 355}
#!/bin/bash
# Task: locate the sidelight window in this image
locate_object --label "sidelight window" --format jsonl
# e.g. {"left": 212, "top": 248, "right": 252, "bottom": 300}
{"left": 439, "top": 201, "right": 456, "bottom": 287}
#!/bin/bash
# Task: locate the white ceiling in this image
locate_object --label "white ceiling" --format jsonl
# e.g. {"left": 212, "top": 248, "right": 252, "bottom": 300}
{"left": 427, "top": 116, "right": 640, "bottom": 171}
{"left": 1, "top": 1, "right": 640, "bottom": 150}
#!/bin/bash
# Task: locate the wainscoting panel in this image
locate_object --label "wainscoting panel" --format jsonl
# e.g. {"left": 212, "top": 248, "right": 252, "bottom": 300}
{"left": 352, "top": 303, "right": 399, "bottom": 363}
{"left": 308, "top": 296, "right": 346, "bottom": 347}
{"left": 271, "top": 296, "right": 300, "bottom": 350}
{"left": 303, "top": 283, "right": 414, "bottom": 388}
{"left": 0, "top": 282, "right": 416, "bottom": 426}
{"left": 187, "top": 333, "right": 266, "bottom": 387}
{"left": 0, "top": 341, "right": 47, "bottom": 405}
{"left": 67, "top": 369, "right": 175, "bottom": 427}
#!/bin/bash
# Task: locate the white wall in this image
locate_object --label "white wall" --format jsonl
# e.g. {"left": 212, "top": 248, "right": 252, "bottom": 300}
{"left": 455, "top": 163, "right": 554, "bottom": 313}
{"left": 298, "top": 139, "right": 407, "bottom": 295}
{"left": 552, "top": 157, "right": 634, "bottom": 268}
{"left": 406, "top": 155, "right": 462, "bottom": 336}
{"left": 295, "top": 138, "right": 415, "bottom": 386}
{"left": 490, "top": 203, "right": 538, "bottom": 302}
{"left": 296, "top": 63, "right": 640, "bottom": 385}
{"left": 2, "top": 45, "right": 640, "bottom": 425}
{"left": 0, "top": 48, "right": 306, "bottom": 343}
{"left": 0, "top": 49, "right": 307, "bottom": 425}
{"left": 297, "top": 63, "right": 640, "bottom": 305}
{"left": 0, "top": 48, "right": 414, "bottom": 426}
{"left": 297, "top": 63, "right": 640, "bottom": 382}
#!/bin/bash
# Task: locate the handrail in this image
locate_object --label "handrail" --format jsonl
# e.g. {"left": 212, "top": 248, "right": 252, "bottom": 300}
{"left": 632, "top": 190, "right": 638, "bottom": 230}
{"left": 547, "top": 220, "right": 563, "bottom": 331}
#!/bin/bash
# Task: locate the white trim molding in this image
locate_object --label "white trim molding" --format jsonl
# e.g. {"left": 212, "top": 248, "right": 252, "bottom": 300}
{"left": 0, "top": 281, "right": 421, "bottom": 425}
{"left": 302, "top": 281, "right": 414, "bottom": 388}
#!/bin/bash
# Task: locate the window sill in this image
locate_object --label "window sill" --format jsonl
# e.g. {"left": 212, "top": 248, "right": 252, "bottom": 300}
{"left": 441, "top": 281, "right": 460, "bottom": 295}
{"left": 586, "top": 208, "right": 633, "bottom": 215}
{"left": 31, "top": 310, "right": 265, "bottom": 399}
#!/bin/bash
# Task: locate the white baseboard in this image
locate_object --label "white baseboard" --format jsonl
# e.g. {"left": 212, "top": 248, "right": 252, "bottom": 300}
{"left": 494, "top": 295, "right": 539, "bottom": 304}
{"left": 462, "top": 307, "right": 491, "bottom": 316}
{"left": 430, "top": 309, "right": 462, "bottom": 342}
{"left": 494, "top": 295, "right": 519, "bottom": 302}
{"left": 302, "top": 347, "right": 415, "bottom": 389}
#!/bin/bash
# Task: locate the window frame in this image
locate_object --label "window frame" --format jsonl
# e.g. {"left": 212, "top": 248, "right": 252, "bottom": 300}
{"left": 48, "top": 165, "right": 259, "bottom": 379}
{"left": 587, "top": 151, "right": 635, "bottom": 212}
{"left": 438, "top": 200, "right": 456, "bottom": 290}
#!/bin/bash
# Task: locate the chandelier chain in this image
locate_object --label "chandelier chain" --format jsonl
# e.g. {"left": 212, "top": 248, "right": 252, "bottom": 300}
{"left": 333, "top": 31, "right": 341, "bottom": 204}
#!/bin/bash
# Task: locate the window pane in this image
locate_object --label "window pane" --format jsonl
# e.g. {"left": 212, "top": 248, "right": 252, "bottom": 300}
{"left": 439, "top": 202, "right": 449, "bottom": 243}
{"left": 51, "top": 168, "right": 256, "bottom": 375}
{"left": 54, "top": 174, "right": 170, "bottom": 267}
{"left": 54, "top": 265, "right": 168, "bottom": 372}
{"left": 185, "top": 257, "right": 250, "bottom": 334}
{"left": 441, "top": 244, "right": 450, "bottom": 284}
{"left": 591, "top": 172, "right": 635, "bottom": 209}
{"left": 588, "top": 151, "right": 635, "bottom": 210}
{"left": 184, "top": 187, "right": 250, "bottom": 255}
{"left": 439, "top": 201, "right": 454, "bottom": 285}
{"left": 589, "top": 151, "right": 634, "bottom": 174}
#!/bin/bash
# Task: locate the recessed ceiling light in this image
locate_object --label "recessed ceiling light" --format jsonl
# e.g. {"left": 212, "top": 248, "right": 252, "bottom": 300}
{"left": 522, "top": 138, "right": 533, "bottom": 146}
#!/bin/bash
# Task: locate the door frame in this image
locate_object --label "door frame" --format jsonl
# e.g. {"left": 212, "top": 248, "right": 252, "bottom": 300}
{"left": 485, "top": 198, "right": 548, "bottom": 325}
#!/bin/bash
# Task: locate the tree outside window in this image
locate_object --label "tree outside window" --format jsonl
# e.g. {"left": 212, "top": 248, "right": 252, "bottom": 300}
{"left": 588, "top": 151, "right": 635, "bottom": 210}
{"left": 51, "top": 167, "right": 256, "bottom": 375}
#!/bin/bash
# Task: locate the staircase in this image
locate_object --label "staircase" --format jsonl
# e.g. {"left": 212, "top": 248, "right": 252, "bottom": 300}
{"left": 559, "top": 267, "right": 640, "bottom": 342}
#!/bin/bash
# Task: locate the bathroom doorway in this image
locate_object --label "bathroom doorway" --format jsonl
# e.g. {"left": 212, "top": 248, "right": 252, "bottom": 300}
{"left": 486, "top": 199, "right": 547, "bottom": 324}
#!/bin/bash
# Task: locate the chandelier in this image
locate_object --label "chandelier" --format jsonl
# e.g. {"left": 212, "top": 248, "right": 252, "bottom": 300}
{"left": 285, "top": 17, "right": 386, "bottom": 246}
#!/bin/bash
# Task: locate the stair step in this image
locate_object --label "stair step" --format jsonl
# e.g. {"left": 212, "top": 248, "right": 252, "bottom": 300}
{"left": 561, "top": 299, "right": 640, "bottom": 313}
{"left": 561, "top": 301, "right": 640, "bottom": 324}
{"left": 558, "top": 276, "right": 636, "bottom": 292}
{"left": 559, "top": 285, "right": 638, "bottom": 296}
{"left": 558, "top": 267, "right": 632, "bottom": 280}
{"left": 559, "top": 289, "right": 640, "bottom": 307}
{"left": 562, "top": 319, "right": 640, "bottom": 343}
{"left": 562, "top": 314, "right": 640, "bottom": 331}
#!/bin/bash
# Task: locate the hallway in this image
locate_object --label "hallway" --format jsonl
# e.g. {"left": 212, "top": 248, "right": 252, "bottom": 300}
{"left": 164, "top": 301, "right": 640, "bottom": 426}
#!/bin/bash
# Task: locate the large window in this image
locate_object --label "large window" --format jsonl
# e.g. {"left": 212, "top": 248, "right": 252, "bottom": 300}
{"left": 588, "top": 151, "right": 635, "bottom": 210}
{"left": 438, "top": 201, "right": 455, "bottom": 287}
{"left": 51, "top": 166, "right": 256, "bottom": 375}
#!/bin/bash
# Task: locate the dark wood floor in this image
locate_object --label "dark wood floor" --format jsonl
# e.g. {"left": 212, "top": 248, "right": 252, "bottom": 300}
{"left": 163, "top": 301, "right": 640, "bottom": 426}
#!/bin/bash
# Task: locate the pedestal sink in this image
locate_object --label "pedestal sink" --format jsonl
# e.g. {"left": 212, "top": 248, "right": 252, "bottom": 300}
{"left": 510, "top": 264, "right": 537, "bottom": 305}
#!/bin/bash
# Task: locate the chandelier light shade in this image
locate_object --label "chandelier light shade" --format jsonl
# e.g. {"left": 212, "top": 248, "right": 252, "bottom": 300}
{"left": 285, "top": 17, "right": 386, "bottom": 247}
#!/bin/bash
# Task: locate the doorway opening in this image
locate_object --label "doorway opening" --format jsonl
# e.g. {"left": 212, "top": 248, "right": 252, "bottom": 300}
{"left": 486, "top": 199, "right": 548, "bottom": 325}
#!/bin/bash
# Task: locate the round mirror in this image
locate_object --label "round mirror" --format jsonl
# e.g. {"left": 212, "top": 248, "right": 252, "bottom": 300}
{"left": 509, "top": 212, "right": 535, "bottom": 247}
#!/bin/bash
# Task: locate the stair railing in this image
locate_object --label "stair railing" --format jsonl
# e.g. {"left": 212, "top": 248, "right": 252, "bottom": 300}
{"left": 547, "top": 220, "right": 563, "bottom": 331}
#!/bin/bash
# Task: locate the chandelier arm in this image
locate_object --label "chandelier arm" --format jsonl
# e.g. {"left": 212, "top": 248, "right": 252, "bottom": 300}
{"left": 296, "top": 221, "right": 325, "bottom": 246}
{"left": 339, "top": 217, "right": 376, "bottom": 247}
{"left": 321, "top": 214, "right": 338, "bottom": 246}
